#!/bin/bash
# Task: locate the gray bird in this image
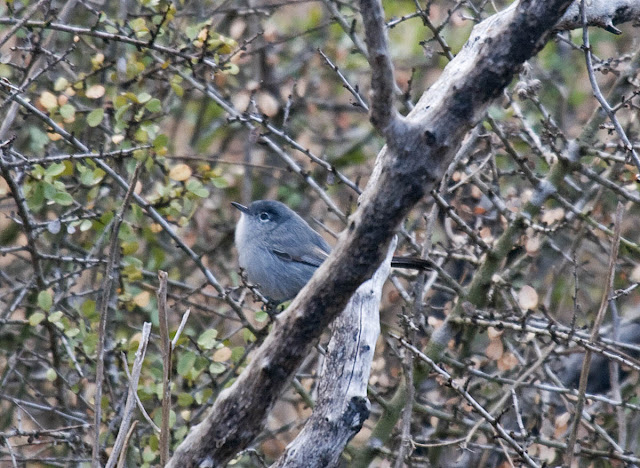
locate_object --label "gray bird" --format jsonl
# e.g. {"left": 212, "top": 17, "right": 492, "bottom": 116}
{"left": 232, "top": 200, "right": 430, "bottom": 302}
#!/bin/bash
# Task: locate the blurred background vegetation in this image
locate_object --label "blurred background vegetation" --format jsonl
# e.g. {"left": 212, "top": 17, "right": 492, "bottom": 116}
{"left": 0, "top": 0, "right": 639, "bottom": 466}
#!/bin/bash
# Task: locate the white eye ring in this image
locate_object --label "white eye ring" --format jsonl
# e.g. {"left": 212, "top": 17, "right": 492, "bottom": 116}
{"left": 259, "top": 212, "right": 270, "bottom": 222}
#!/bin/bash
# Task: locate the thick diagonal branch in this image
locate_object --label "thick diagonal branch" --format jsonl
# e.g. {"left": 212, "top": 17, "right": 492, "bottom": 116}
{"left": 167, "top": 1, "right": 574, "bottom": 466}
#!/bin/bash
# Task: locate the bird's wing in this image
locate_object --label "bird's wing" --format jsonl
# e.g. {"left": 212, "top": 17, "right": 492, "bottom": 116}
{"left": 272, "top": 244, "right": 328, "bottom": 267}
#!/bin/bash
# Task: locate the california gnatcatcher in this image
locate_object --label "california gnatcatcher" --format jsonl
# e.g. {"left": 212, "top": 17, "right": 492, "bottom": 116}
{"left": 232, "top": 200, "right": 431, "bottom": 302}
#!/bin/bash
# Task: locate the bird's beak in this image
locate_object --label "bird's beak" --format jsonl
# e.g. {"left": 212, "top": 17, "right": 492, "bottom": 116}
{"left": 231, "top": 202, "right": 250, "bottom": 214}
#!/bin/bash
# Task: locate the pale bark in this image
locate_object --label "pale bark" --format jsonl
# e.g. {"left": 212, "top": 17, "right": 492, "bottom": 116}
{"left": 271, "top": 237, "right": 396, "bottom": 468}
{"left": 166, "top": 0, "right": 637, "bottom": 466}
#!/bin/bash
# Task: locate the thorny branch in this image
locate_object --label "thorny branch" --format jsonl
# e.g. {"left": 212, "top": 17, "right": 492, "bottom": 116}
{"left": 1, "top": 0, "right": 640, "bottom": 467}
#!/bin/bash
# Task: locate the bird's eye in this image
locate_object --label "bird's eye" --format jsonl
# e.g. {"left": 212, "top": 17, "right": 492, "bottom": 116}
{"left": 259, "top": 212, "right": 270, "bottom": 222}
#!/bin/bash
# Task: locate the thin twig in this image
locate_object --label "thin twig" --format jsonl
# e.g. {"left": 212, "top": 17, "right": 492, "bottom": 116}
{"left": 171, "top": 309, "right": 191, "bottom": 350}
{"left": 580, "top": 0, "right": 640, "bottom": 173}
{"left": 565, "top": 201, "right": 624, "bottom": 466}
{"left": 116, "top": 420, "right": 139, "bottom": 468}
{"left": 120, "top": 351, "right": 160, "bottom": 433}
{"left": 105, "top": 323, "right": 152, "bottom": 468}
{"left": 390, "top": 332, "right": 540, "bottom": 468}
{"left": 93, "top": 162, "right": 142, "bottom": 467}
{"left": 158, "top": 271, "right": 172, "bottom": 466}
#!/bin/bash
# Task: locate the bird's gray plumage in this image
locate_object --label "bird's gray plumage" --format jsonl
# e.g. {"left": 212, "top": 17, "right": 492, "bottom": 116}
{"left": 233, "top": 199, "right": 432, "bottom": 302}
{"left": 233, "top": 200, "right": 330, "bottom": 302}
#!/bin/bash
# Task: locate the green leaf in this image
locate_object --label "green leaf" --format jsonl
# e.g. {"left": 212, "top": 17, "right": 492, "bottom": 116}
{"left": 170, "top": 82, "right": 183, "bottom": 97}
{"left": 185, "top": 180, "right": 209, "bottom": 198}
{"left": 185, "top": 25, "right": 199, "bottom": 40}
{"left": 61, "top": 160, "right": 74, "bottom": 176}
{"left": 28, "top": 126, "right": 49, "bottom": 152}
{"left": 122, "top": 256, "right": 143, "bottom": 281}
{"left": 87, "top": 108, "right": 104, "bottom": 127}
{"left": 153, "top": 134, "right": 168, "bottom": 150}
{"left": 177, "top": 393, "right": 194, "bottom": 407}
{"left": 114, "top": 102, "right": 131, "bottom": 123}
{"left": 254, "top": 310, "right": 269, "bottom": 322}
{"left": 52, "top": 190, "right": 74, "bottom": 206}
{"left": 81, "top": 299, "right": 98, "bottom": 320}
{"left": 209, "top": 362, "right": 225, "bottom": 374}
{"left": 42, "top": 181, "right": 57, "bottom": 199}
{"left": 121, "top": 241, "right": 139, "bottom": 255}
{"left": 211, "top": 177, "right": 229, "bottom": 189}
{"left": 29, "top": 312, "right": 46, "bottom": 326}
{"left": 38, "top": 290, "right": 53, "bottom": 311}
{"left": 79, "top": 167, "right": 105, "bottom": 186}
{"left": 197, "top": 329, "right": 218, "bottom": 350}
{"left": 54, "top": 77, "right": 69, "bottom": 91}
{"left": 242, "top": 328, "right": 256, "bottom": 343}
{"left": 79, "top": 219, "right": 93, "bottom": 232}
{"left": 145, "top": 98, "right": 162, "bottom": 113}
{"left": 230, "top": 346, "right": 245, "bottom": 363}
{"left": 142, "top": 446, "right": 156, "bottom": 463}
{"left": 45, "top": 162, "right": 66, "bottom": 178}
{"left": 59, "top": 104, "right": 75, "bottom": 120}
{"left": 177, "top": 351, "right": 196, "bottom": 376}
{"left": 45, "top": 368, "right": 57, "bottom": 382}
{"left": 27, "top": 182, "right": 45, "bottom": 210}
{"left": 137, "top": 92, "right": 152, "bottom": 103}
{"left": 48, "top": 311, "right": 64, "bottom": 323}
{"left": 134, "top": 128, "right": 149, "bottom": 143}
{"left": 195, "top": 388, "right": 213, "bottom": 404}
{"left": 129, "top": 17, "right": 148, "bottom": 33}
{"left": 83, "top": 332, "right": 98, "bottom": 355}
{"left": 114, "top": 94, "right": 128, "bottom": 109}
{"left": 221, "top": 63, "right": 239, "bottom": 75}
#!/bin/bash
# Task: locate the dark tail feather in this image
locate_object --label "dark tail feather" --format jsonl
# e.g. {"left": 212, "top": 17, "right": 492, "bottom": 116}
{"left": 391, "top": 256, "right": 432, "bottom": 270}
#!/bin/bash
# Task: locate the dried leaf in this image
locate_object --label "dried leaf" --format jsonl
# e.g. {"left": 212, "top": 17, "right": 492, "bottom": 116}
{"left": 525, "top": 235, "right": 541, "bottom": 255}
{"left": 257, "top": 92, "right": 279, "bottom": 117}
{"left": 213, "top": 347, "right": 232, "bottom": 362}
{"left": 497, "top": 352, "right": 518, "bottom": 371}
{"left": 86, "top": 84, "right": 106, "bottom": 99}
{"left": 169, "top": 163, "right": 192, "bottom": 181}
{"left": 541, "top": 207, "right": 565, "bottom": 225}
{"left": 518, "top": 285, "right": 538, "bottom": 310}
{"left": 554, "top": 412, "right": 570, "bottom": 438}
{"left": 133, "top": 291, "right": 150, "bottom": 308}
{"left": 485, "top": 339, "right": 504, "bottom": 360}
{"left": 39, "top": 91, "right": 58, "bottom": 110}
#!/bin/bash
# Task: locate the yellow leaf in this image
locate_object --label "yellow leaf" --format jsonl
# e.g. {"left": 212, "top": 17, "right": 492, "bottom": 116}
{"left": 92, "top": 53, "right": 105, "bottom": 68}
{"left": 39, "top": 91, "right": 58, "bottom": 110}
{"left": 169, "top": 164, "right": 192, "bottom": 181}
{"left": 133, "top": 291, "right": 150, "bottom": 308}
{"left": 130, "top": 332, "right": 143, "bottom": 348}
